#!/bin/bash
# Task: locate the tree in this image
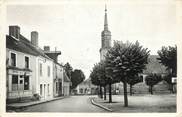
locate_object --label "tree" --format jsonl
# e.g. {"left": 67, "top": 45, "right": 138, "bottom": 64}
{"left": 127, "top": 75, "right": 143, "bottom": 96}
{"left": 145, "top": 73, "right": 162, "bottom": 94}
{"left": 71, "top": 69, "right": 85, "bottom": 89}
{"left": 105, "top": 41, "right": 150, "bottom": 107}
{"left": 157, "top": 45, "right": 177, "bottom": 76}
{"left": 157, "top": 46, "right": 177, "bottom": 93}
{"left": 64, "top": 62, "right": 73, "bottom": 79}
{"left": 90, "top": 63, "right": 104, "bottom": 99}
{"left": 90, "top": 62, "right": 110, "bottom": 100}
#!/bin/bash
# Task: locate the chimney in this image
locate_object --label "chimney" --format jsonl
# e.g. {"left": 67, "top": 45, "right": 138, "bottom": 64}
{"left": 44, "top": 46, "right": 50, "bottom": 51}
{"left": 9, "top": 26, "right": 20, "bottom": 40}
{"left": 31, "top": 31, "right": 38, "bottom": 47}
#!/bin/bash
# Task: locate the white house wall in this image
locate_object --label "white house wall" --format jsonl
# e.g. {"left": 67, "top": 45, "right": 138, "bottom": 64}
{"left": 6, "top": 48, "right": 36, "bottom": 99}
{"left": 36, "top": 56, "right": 54, "bottom": 100}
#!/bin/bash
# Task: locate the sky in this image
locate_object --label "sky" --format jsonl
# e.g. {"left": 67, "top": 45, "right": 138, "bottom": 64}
{"left": 6, "top": 0, "right": 177, "bottom": 79}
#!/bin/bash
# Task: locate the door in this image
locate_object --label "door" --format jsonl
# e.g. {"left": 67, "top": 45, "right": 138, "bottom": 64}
{"left": 44, "top": 84, "right": 46, "bottom": 99}
{"left": 19, "top": 76, "right": 24, "bottom": 91}
{"left": 24, "top": 76, "right": 29, "bottom": 90}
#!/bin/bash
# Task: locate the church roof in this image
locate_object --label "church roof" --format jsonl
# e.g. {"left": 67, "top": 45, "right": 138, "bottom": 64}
{"left": 143, "top": 55, "right": 168, "bottom": 74}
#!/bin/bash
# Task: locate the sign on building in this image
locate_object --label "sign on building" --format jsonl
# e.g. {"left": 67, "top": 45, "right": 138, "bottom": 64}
{"left": 172, "top": 77, "right": 177, "bottom": 83}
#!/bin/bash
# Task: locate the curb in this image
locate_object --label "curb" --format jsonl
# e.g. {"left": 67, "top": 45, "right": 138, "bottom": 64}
{"left": 7, "top": 96, "right": 70, "bottom": 110}
{"left": 90, "top": 97, "right": 113, "bottom": 112}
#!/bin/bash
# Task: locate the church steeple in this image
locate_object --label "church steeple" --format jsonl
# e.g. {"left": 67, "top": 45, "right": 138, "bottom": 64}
{"left": 104, "top": 5, "right": 108, "bottom": 30}
{"left": 100, "top": 5, "right": 111, "bottom": 61}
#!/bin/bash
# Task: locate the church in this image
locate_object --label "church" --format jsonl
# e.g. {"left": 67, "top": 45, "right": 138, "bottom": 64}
{"left": 99, "top": 6, "right": 170, "bottom": 94}
{"left": 75, "top": 6, "right": 171, "bottom": 95}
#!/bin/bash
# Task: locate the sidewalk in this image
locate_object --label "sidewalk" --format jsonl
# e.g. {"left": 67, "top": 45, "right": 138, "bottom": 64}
{"left": 92, "top": 94, "right": 176, "bottom": 112}
{"left": 7, "top": 96, "right": 69, "bottom": 109}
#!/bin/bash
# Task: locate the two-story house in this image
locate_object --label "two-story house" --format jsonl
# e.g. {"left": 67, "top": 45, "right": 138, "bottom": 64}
{"left": 44, "top": 46, "right": 63, "bottom": 97}
{"left": 6, "top": 26, "right": 37, "bottom": 102}
{"left": 43, "top": 46, "right": 71, "bottom": 97}
{"left": 6, "top": 25, "right": 54, "bottom": 102}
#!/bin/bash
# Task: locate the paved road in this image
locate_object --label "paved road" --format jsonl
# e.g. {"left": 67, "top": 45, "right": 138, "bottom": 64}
{"left": 19, "top": 95, "right": 107, "bottom": 112}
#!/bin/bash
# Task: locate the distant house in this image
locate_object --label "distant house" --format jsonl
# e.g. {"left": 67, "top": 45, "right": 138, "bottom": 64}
{"left": 76, "top": 78, "right": 98, "bottom": 95}
{"left": 6, "top": 26, "right": 54, "bottom": 102}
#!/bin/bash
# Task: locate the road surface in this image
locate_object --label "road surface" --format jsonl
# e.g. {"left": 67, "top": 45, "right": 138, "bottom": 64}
{"left": 18, "top": 95, "right": 107, "bottom": 112}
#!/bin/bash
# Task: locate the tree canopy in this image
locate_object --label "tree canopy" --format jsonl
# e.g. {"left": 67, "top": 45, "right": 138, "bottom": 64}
{"left": 71, "top": 69, "right": 85, "bottom": 89}
{"left": 64, "top": 62, "right": 73, "bottom": 79}
{"left": 105, "top": 40, "right": 150, "bottom": 106}
{"left": 157, "top": 45, "right": 177, "bottom": 76}
{"left": 105, "top": 40, "right": 150, "bottom": 83}
{"left": 90, "top": 62, "right": 109, "bottom": 86}
{"left": 145, "top": 73, "right": 162, "bottom": 94}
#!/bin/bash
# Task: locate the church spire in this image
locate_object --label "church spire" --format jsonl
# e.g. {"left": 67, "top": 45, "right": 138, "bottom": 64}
{"left": 100, "top": 4, "right": 111, "bottom": 61}
{"left": 104, "top": 4, "right": 108, "bottom": 30}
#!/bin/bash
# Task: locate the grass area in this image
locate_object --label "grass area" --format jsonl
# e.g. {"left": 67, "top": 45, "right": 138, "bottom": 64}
{"left": 94, "top": 94, "right": 176, "bottom": 112}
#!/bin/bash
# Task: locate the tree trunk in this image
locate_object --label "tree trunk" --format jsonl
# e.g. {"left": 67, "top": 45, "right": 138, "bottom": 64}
{"left": 148, "top": 86, "right": 151, "bottom": 93}
{"left": 109, "top": 83, "right": 112, "bottom": 103}
{"left": 104, "top": 86, "right": 106, "bottom": 100}
{"left": 171, "top": 84, "right": 174, "bottom": 93}
{"left": 123, "top": 80, "right": 128, "bottom": 107}
{"left": 100, "top": 85, "right": 103, "bottom": 99}
{"left": 130, "top": 84, "right": 133, "bottom": 96}
{"left": 150, "top": 86, "right": 153, "bottom": 95}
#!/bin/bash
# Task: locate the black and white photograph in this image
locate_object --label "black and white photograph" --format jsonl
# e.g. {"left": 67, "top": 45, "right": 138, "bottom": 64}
{"left": 0, "top": 0, "right": 181, "bottom": 116}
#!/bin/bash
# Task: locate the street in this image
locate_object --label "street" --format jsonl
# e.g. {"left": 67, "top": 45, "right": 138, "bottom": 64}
{"left": 18, "top": 95, "right": 107, "bottom": 112}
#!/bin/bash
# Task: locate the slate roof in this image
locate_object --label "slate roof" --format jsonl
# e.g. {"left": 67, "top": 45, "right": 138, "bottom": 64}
{"left": 6, "top": 34, "right": 52, "bottom": 60}
{"left": 6, "top": 35, "right": 37, "bottom": 56}
{"left": 143, "top": 55, "right": 168, "bottom": 74}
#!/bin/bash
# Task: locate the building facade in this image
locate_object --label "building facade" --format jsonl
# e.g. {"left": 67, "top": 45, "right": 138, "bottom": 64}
{"left": 44, "top": 46, "right": 63, "bottom": 97}
{"left": 6, "top": 26, "right": 54, "bottom": 102}
{"left": 6, "top": 46, "right": 35, "bottom": 101}
{"left": 44, "top": 46, "right": 71, "bottom": 97}
{"left": 75, "top": 78, "right": 98, "bottom": 95}
{"left": 63, "top": 71, "right": 71, "bottom": 96}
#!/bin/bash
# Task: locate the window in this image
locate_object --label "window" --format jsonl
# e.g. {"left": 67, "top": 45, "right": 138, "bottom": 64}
{"left": 24, "top": 76, "right": 29, "bottom": 90}
{"left": 12, "top": 75, "right": 18, "bottom": 91}
{"left": 25, "top": 56, "right": 29, "bottom": 69}
{"left": 39, "top": 63, "right": 42, "bottom": 76}
{"left": 11, "top": 53, "right": 16, "bottom": 67}
{"left": 47, "top": 66, "right": 50, "bottom": 77}
{"left": 40, "top": 84, "right": 42, "bottom": 95}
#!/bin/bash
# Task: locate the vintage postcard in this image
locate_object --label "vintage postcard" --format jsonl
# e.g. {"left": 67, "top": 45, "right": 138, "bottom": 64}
{"left": 0, "top": 0, "right": 181, "bottom": 117}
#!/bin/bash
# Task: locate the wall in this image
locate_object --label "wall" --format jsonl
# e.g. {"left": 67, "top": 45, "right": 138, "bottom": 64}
{"left": 53, "top": 63, "right": 64, "bottom": 97}
{"left": 36, "top": 56, "right": 54, "bottom": 100}
{"left": 6, "top": 48, "right": 36, "bottom": 99}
